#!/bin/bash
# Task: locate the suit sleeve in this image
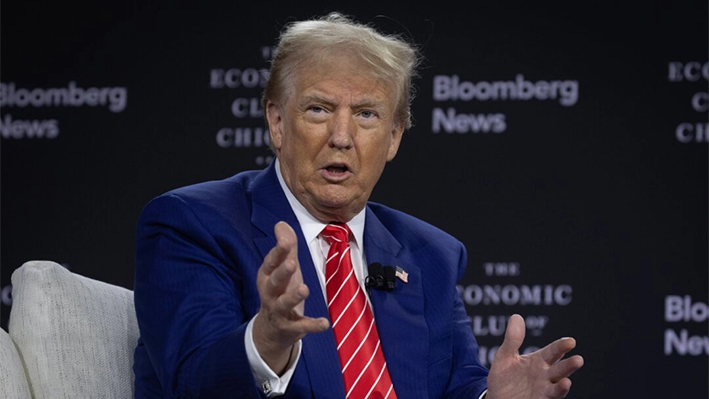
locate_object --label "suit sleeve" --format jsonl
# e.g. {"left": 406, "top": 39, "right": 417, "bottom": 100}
{"left": 445, "top": 242, "right": 489, "bottom": 398}
{"left": 134, "top": 193, "right": 264, "bottom": 398}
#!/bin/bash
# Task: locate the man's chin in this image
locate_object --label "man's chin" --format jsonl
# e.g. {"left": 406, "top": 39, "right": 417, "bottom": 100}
{"left": 307, "top": 197, "right": 365, "bottom": 223}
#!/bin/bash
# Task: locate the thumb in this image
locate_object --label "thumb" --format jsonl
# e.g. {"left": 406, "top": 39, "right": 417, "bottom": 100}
{"left": 497, "top": 314, "right": 526, "bottom": 358}
{"left": 274, "top": 221, "right": 297, "bottom": 249}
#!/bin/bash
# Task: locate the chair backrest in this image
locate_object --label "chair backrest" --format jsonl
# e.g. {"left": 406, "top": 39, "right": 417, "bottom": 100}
{"left": 9, "top": 261, "right": 139, "bottom": 399}
{"left": 0, "top": 327, "right": 31, "bottom": 398}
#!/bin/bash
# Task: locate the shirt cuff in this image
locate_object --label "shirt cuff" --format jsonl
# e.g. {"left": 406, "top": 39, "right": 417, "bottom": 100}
{"left": 245, "top": 314, "right": 302, "bottom": 397}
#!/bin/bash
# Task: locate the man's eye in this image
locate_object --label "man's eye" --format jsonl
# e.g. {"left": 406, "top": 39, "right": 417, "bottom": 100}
{"left": 360, "top": 110, "right": 375, "bottom": 118}
{"left": 309, "top": 106, "right": 324, "bottom": 113}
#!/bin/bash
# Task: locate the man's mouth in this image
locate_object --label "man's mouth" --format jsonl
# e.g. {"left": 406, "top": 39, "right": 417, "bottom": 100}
{"left": 325, "top": 164, "right": 349, "bottom": 174}
{"left": 321, "top": 163, "right": 351, "bottom": 181}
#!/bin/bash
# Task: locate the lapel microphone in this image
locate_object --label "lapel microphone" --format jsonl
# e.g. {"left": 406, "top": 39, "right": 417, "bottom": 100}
{"left": 365, "top": 262, "right": 396, "bottom": 291}
{"left": 382, "top": 265, "right": 396, "bottom": 291}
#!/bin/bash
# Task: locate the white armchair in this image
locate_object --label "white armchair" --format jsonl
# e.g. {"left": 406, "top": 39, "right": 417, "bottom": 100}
{"left": 0, "top": 326, "right": 31, "bottom": 397}
{"left": 3, "top": 261, "right": 139, "bottom": 398}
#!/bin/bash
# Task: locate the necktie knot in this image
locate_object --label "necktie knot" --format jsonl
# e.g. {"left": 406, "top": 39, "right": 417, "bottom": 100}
{"left": 321, "top": 223, "right": 350, "bottom": 246}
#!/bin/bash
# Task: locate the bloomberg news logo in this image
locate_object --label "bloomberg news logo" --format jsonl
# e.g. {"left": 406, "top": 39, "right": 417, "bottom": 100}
{"left": 664, "top": 295, "right": 708, "bottom": 356}
{"left": 431, "top": 74, "right": 579, "bottom": 134}
{"left": 0, "top": 81, "right": 128, "bottom": 139}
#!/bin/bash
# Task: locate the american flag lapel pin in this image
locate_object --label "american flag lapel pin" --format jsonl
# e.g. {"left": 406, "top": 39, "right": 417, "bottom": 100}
{"left": 395, "top": 266, "right": 408, "bottom": 283}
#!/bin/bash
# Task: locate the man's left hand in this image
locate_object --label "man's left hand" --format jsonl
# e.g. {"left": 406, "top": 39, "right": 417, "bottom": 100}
{"left": 486, "top": 314, "right": 584, "bottom": 399}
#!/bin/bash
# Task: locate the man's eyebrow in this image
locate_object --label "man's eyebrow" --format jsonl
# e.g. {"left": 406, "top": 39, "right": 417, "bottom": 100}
{"left": 350, "top": 98, "right": 387, "bottom": 109}
{"left": 297, "top": 93, "right": 388, "bottom": 111}
{"left": 298, "top": 94, "right": 337, "bottom": 107}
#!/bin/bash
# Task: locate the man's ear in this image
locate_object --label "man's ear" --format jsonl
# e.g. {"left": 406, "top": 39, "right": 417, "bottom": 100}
{"left": 386, "top": 122, "right": 405, "bottom": 162}
{"left": 266, "top": 100, "right": 284, "bottom": 151}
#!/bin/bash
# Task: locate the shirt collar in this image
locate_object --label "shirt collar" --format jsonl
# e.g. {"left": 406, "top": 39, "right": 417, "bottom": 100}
{"left": 274, "top": 158, "right": 366, "bottom": 248}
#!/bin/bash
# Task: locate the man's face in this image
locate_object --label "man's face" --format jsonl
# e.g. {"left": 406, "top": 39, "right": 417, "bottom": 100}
{"left": 267, "top": 54, "right": 404, "bottom": 223}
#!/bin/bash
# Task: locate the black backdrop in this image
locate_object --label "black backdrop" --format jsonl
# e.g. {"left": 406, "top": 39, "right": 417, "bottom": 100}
{"left": 2, "top": 1, "right": 708, "bottom": 397}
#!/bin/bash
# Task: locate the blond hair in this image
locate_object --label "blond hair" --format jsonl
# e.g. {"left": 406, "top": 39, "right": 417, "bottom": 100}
{"left": 263, "top": 12, "right": 420, "bottom": 129}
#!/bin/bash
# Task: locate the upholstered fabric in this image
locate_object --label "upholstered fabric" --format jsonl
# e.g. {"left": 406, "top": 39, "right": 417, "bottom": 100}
{"left": 0, "top": 327, "right": 31, "bottom": 398}
{"left": 9, "top": 260, "right": 139, "bottom": 399}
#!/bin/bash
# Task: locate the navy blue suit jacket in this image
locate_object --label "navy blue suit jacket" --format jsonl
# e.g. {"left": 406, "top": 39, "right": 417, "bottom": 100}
{"left": 133, "top": 162, "right": 488, "bottom": 398}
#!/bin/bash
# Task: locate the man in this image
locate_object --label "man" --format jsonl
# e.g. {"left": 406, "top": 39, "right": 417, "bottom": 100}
{"left": 133, "top": 13, "right": 583, "bottom": 398}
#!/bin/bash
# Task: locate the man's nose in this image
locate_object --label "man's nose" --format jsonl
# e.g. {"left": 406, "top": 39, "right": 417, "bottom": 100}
{"left": 328, "top": 110, "right": 355, "bottom": 149}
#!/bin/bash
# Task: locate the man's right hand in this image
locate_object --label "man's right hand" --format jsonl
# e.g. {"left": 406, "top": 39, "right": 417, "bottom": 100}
{"left": 252, "top": 221, "right": 330, "bottom": 375}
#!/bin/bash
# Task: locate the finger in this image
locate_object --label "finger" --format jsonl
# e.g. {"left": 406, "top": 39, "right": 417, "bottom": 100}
{"left": 549, "top": 355, "right": 584, "bottom": 383}
{"left": 291, "top": 316, "right": 330, "bottom": 335}
{"left": 264, "top": 257, "right": 298, "bottom": 298}
{"left": 275, "top": 221, "right": 298, "bottom": 264}
{"left": 539, "top": 337, "right": 577, "bottom": 365}
{"left": 548, "top": 377, "right": 572, "bottom": 399}
{"left": 260, "top": 222, "right": 297, "bottom": 277}
{"left": 251, "top": 313, "right": 328, "bottom": 360}
{"left": 274, "top": 282, "right": 310, "bottom": 315}
{"left": 496, "top": 314, "right": 525, "bottom": 358}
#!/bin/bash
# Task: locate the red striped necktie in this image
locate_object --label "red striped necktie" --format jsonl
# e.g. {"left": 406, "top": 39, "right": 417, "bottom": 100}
{"left": 321, "top": 224, "right": 397, "bottom": 399}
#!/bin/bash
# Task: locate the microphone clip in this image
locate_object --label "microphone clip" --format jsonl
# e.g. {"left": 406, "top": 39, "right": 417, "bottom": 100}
{"left": 366, "top": 262, "right": 396, "bottom": 292}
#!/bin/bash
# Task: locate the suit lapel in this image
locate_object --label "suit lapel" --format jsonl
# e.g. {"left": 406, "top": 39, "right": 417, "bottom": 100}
{"left": 250, "top": 163, "right": 346, "bottom": 397}
{"left": 364, "top": 207, "right": 428, "bottom": 397}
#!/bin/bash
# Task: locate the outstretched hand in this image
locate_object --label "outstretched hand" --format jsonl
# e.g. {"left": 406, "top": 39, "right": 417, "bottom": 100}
{"left": 486, "top": 314, "right": 584, "bottom": 399}
{"left": 252, "top": 221, "right": 329, "bottom": 375}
